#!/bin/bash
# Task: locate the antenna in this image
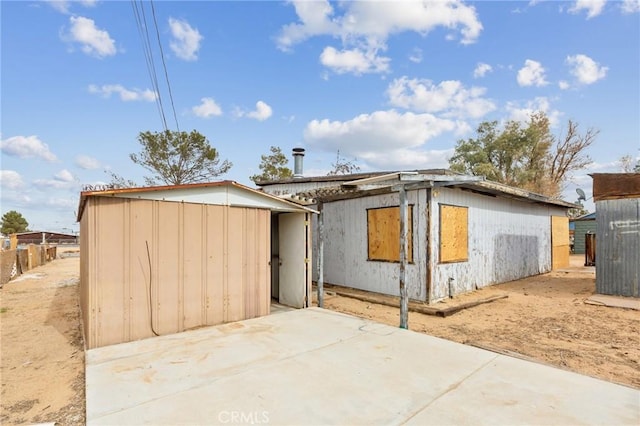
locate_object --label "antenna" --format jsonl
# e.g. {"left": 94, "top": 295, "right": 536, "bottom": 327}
{"left": 576, "top": 188, "right": 586, "bottom": 202}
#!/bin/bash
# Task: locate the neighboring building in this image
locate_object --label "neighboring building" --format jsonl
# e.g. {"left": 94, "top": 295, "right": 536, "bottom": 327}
{"left": 77, "top": 181, "right": 315, "bottom": 349}
{"left": 12, "top": 231, "right": 78, "bottom": 245}
{"left": 570, "top": 212, "right": 596, "bottom": 254}
{"left": 592, "top": 173, "right": 640, "bottom": 298}
{"left": 258, "top": 170, "right": 575, "bottom": 304}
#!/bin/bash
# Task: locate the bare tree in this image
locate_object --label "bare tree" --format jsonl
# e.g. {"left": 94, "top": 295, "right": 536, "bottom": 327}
{"left": 546, "top": 120, "right": 598, "bottom": 197}
{"left": 327, "top": 150, "right": 361, "bottom": 175}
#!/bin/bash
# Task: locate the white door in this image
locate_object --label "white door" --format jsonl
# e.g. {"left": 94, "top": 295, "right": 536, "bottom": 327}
{"left": 278, "top": 213, "right": 307, "bottom": 308}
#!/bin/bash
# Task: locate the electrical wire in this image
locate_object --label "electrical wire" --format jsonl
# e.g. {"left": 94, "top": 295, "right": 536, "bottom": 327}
{"left": 150, "top": 0, "right": 180, "bottom": 133}
{"left": 131, "top": 0, "right": 168, "bottom": 132}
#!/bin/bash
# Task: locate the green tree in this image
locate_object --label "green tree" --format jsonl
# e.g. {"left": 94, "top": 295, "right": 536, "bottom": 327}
{"left": 130, "top": 130, "right": 232, "bottom": 186}
{"left": 250, "top": 146, "right": 293, "bottom": 183}
{"left": 327, "top": 150, "right": 361, "bottom": 175}
{"left": 568, "top": 202, "right": 588, "bottom": 219}
{"left": 449, "top": 112, "right": 597, "bottom": 197}
{"left": 1, "top": 210, "right": 29, "bottom": 235}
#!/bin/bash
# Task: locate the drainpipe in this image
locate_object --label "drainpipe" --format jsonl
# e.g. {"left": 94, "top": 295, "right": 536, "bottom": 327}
{"left": 398, "top": 185, "right": 409, "bottom": 329}
{"left": 317, "top": 201, "right": 324, "bottom": 308}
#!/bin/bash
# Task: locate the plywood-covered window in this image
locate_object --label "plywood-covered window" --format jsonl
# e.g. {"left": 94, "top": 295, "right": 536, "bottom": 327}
{"left": 439, "top": 204, "right": 468, "bottom": 263}
{"left": 367, "top": 205, "right": 413, "bottom": 263}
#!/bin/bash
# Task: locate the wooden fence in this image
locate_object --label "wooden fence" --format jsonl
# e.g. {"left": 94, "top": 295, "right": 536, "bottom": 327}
{"left": 0, "top": 245, "right": 57, "bottom": 287}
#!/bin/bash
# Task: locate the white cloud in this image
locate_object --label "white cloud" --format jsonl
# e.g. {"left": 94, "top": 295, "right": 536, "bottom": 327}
{"left": 387, "top": 77, "right": 496, "bottom": 119}
{"left": 88, "top": 84, "right": 157, "bottom": 102}
{"left": 319, "top": 46, "right": 390, "bottom": 75}
{"left": 246, "top": 101, "right": 273, "bottom": 121}
{"left": 235, "top": 101, "right": 273, "bottom": 121}
{"left": 75, "top": 155, "right": 101, "bottom": 170}
{"left": 192, "top": 97, "right": 223, "bottom": 118}
{"left": 34, "top": 170, "right": 79, "bottom": 190}
{"left": 558, "top": 80, "right": 570, "bottom": 90}
{"left": 169, "top": 18, "right": 203, "bottom": 61}
{"left": 517, "top": 59, "right": 548, "bottom": 87}
{"left": 303, "top": 110, "right": 458, "bottom": 164}
{"left": 473, "top": 62, "right": 493, "bottom": 78}
{"left": 45, "top": 197, "right": 78, "bottom": 210}
{"left": 359, "top": 148, "right": 455, "bottom": 170}
{"left": 566, "top": 54, "right": 608, "bottom": 85}
{"left": 0, "top": 170, "right": 25, "bottom": 190}
{"left": 505, "top": 97, "right": 562, "bottom": 126}
{"left": 63, "top": 16, "right": 116, "bottom": 58}
{"left": 0, "top": 135, "right": 57, "bottom": 162}
{"left": 55, "top": 169, "right": 75, "bottom": 182}
{"left": 47, "top": 0, "right": 97, "bottom": 14}
{"left": 569, "top": 0, "right": 606, "bottom": 18}
{"left": 621, "top": 0, "right": 640, "bottom": 13}
{"left": 408, "top": 48, "right": 423, "bottom": 64}
{"left": 277, "top": 0, "right": 482, "bottom": 75}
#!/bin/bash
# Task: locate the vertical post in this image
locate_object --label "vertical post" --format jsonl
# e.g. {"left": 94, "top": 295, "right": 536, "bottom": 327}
{"left": 399, "top": 186, "right": 408, "bottom": 329}
{"left": 317, "top": 202, "right": 324, "bottom": 308}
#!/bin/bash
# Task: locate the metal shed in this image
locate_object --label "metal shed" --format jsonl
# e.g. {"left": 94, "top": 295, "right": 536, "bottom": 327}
{"left": 592, "top": 173, "right": 640, "bottom": 298}
{"left": 259, "top": 171, "right": 574, "bottom": 304}
{"left": 77, "top": 181, "right": 315, "bottom": 349}
{"left": 571, "top": 213, "right": 596, "bottom": 254}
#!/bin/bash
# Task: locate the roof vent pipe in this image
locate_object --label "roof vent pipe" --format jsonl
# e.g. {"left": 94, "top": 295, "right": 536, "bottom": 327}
{"left": 292, "top": 148, "right": 305, "bottom": 178}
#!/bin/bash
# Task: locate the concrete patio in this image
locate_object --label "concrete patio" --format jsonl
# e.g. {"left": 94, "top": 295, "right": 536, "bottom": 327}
{"left": 86, "top": 308, "right": 639, "bottom": 425}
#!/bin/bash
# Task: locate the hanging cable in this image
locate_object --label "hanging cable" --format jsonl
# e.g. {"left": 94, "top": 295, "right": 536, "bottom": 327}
{"left": 150, "top": 0, "right": 180, "bottom": 133}
{"left": 131, "top": 0, "right": 168, "bottom": 132}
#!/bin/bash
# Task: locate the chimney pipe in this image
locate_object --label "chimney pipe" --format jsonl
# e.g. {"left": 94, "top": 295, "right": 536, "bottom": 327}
{"left": 292, "top": 148, "right": 305, "bottom": 178}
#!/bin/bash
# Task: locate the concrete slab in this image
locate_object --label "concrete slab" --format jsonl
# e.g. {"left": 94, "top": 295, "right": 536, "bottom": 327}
{"left": 86, "top": 308, "right": 640, "bottom": 425}
{"left": 586, "top": 294, "right": 640, "bottom": 310}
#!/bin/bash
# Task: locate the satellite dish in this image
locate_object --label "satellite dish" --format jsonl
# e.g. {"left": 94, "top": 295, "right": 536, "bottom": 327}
{"left": 576, "top": 188, "right": 586, "bottom": 201}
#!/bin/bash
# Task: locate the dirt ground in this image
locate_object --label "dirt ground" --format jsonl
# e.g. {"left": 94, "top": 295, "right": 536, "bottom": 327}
{"left": 0, "top": 250, "right": 84, "bottom": 426}
{"left": 0, "top": 253, "right": 638, "bottom": 425}
{"left": 323, "top": 256, "right": 640, "bottom": 389}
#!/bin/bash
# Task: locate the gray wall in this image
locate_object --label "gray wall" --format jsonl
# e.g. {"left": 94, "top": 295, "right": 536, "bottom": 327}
{"left": 315, "top": 190, "right": 428, "bottom": 301}
{"left": 429, "top": 187, "right": 566, "bottom": 302}
{"left": 595, "top": 198, "right": 640, "bottom": 297}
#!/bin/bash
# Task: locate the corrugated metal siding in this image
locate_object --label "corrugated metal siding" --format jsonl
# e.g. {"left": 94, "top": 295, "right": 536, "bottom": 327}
{"left": 573, "top": 220, "right": 597, "bottom": 254}
{"left": 80, "top": 197, "right": 271, "bottom": 349}
{"left": 430, "top": 187, "right": 565, "bottom": 302}
{"left": 319, "top": 190, "right": 428, "bottom": 301}
{"left": 595, "top": 198, "right": 640, "bottom": 297}
{"left": 260, "top": 181, "right": 341, "bottom": 196}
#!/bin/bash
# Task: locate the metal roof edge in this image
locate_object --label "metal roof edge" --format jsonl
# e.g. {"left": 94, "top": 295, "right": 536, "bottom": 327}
{"left": 77, "top": 180, "right": 316, "bottom": 222}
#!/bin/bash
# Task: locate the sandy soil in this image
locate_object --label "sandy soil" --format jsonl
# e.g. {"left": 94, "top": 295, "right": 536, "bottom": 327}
{"left": 0, "top": 253, "right": 637, "bottom": 426}
{"left": 323, "top": 256, "right": 640, "bottom": 389}
{"left": 0, "top": 250, "right": 84, "bottom": 426}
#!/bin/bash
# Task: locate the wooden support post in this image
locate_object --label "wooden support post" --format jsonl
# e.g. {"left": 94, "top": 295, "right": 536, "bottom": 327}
{"left": 317, "top": 202, "right": 324, "bottom": 308}
{"left": 399, "top": 186, "right": 408, "bottom": 329}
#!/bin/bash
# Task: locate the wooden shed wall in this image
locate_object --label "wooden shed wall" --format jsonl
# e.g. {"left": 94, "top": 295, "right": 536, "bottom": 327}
{"left": 79, "top": 197, "right": 270, "bottom": 349}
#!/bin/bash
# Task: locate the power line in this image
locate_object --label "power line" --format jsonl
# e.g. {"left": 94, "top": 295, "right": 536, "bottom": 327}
{"left": 131, "top": 0, "right": 178, "bottom": 131}
{"left": 150, "top": 0, "right": 180, "bottom": 133}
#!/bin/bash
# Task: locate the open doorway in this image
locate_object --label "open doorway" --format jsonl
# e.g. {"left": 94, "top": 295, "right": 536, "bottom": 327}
{"left": 270, "top": 212, "right": 311, "bottom": 308}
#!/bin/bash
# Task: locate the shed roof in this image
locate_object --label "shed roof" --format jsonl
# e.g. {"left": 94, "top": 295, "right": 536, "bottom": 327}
{"left": 255, "top": 169, "right": 457, "bottom": 186}
{"left": 591, "top": 173, "right": 640, "bottom": 201}
{"left": 570, "top": 212, "right": 596, "bottom": 221}
{"left": 272, "top": 171, "right": 577, "bottom": 209}
{"left": 77, "top": 180, "right": 316, "bottom": 222}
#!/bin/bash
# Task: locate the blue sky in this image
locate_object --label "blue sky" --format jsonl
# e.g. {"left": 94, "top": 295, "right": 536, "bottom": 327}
{"left": 1, "top": 0, "right": 639, "bottom": 233}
